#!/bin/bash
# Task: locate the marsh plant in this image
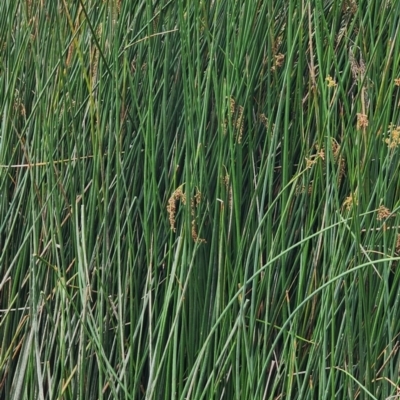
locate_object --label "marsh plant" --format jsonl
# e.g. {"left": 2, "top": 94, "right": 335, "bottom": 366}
{"left": 1, "top": 0, "right": 400, "bottom": 399}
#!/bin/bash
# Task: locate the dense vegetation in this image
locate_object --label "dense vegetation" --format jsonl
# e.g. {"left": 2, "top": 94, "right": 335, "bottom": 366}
{"left": 1, "top": 1, "right": 400, "bottom": 399}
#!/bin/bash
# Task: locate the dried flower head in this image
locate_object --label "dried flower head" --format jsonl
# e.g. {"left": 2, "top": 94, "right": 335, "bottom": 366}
{"left": 167, "top": 184, "right": 186, "bottom": 232}
{"left": 356, "top": 113, "right": 369, "bottom": 130}
{"left": 271, "top": 53, "right": 285, "bottom": 71}
{"left": 305, "top": 157, "right": 317, "bottom": 169}
{"left": 395, "top": 78, "right": 400, "bottom": 87}
{"left": 384, "top": 124, "right": 400, "bottom": 148}
{"left": 331, "top": 139, "right": 345, "bottom": 185}
{"left": 225, "top": 97, "right": 245, "bottom": 143}
{"left": 167, "top": 185, "right": 205, "bottom": 242}
{"left": 190, "top": 188, "right": 206, "bottom": 243}
{"left": 258, "top": 113, "right": 268, "bottom": 128}
{"left": 190, "top": 189, "right": 202, "bottom": 217}
{"left": 191, "top": 219, "right": 206, "bottom": 243}
{"left": 377, "top": 205, "right": 393, "bottom": 221}
{"left": 342, "top": 192, "right": 358, "bottom": 211}
{"left": 221, "top": 173, "right": 229, "bottom": 189}
{"left": 314, "top": 144, "right": 325, "bottom": 161}
{"left": 236, "top": 105, "right": 244, "bottom": 143}
{"left": 325, "top": 75, "right": 337, "bottom": 87}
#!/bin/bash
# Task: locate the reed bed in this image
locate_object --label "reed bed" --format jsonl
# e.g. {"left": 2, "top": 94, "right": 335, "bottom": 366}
{"left": 1, "top": 1, "right": 400, "bottom": 399}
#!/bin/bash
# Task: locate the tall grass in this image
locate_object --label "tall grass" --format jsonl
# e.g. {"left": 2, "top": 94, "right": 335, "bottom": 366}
{"left": 1, "top": 0, "right": 400, "bottom": 399}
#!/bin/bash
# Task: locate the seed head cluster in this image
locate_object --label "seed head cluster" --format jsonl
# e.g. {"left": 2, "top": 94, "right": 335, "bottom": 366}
{"left": 167, "top": 185, "right": 205, "bottom": 243}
